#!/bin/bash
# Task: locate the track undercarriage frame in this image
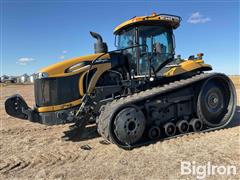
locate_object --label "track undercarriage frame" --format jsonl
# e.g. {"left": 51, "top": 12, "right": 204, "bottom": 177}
{"left": 63, "top": 72, "right": 236, "bottom": 149}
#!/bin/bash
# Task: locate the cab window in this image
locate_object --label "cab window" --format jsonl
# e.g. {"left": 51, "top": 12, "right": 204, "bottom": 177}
{"left": 138, "top": 26, "right": 174, "bottom": 74}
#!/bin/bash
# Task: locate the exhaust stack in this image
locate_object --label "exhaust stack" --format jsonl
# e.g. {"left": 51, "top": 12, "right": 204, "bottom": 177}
{"left": 90, "top": 31, "right": 108, "bottom": 54}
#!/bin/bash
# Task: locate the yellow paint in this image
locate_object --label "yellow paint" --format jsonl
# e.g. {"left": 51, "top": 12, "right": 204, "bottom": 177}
{"left": 87, "top": 63, "right": 111, "bottom": 93}
{"left": 36, "top": 59, "right": 111, "bottom": 112}
{"left": 114, "top": 14, "right": 180, "bottom": 34}
{"left": 36, "top": 99, "right": 81, "bottom": 113}
{"left": 164, "top": 60, "right": 212, "bottom": 77}
{"left": 79, "top": 71, "right": 88, "bottom": 96}
{"left": 195, "top": 59, "right": 204, "bottom": 63}
{"left": 39, "top": 53, "right": 110, "bottom": 77}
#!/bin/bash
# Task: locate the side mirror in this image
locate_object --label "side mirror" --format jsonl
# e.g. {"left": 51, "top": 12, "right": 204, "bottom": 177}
{"left": 172, "top": 33, "right": 176, "bottom": 54}
{"left": 134, "top": 27, "right": 138, "bottom": 45}
{"left": 114, "top": 35, "right": 119, "bottom": 48}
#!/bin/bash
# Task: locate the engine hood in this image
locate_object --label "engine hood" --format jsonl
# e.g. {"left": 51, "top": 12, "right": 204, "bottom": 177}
{"left": 38, "top": 53, "right": 110, "bottom": 78}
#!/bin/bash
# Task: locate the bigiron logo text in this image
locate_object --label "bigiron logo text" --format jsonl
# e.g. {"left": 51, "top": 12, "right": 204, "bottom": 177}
{"left": 181, "top": 161, "right": 237, "bottom": 179}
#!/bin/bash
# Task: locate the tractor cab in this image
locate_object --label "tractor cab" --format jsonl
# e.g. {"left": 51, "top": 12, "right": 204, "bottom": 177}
{"left": 114, "top": 13, "right": 181, "bottom": 77}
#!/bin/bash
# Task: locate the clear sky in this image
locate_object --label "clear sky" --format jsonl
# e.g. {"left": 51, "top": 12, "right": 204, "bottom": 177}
{"left": 1, "top": 0, "right": 239, "bottom": 76}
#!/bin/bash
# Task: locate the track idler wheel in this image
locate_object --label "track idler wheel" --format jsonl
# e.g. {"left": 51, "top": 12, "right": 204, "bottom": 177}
{"left": 190, "top": 119, "right": 203, "bottom": 132}
{"left": 177, "top": 120, "right": 189, "bottom": 134}
{"left": 112, "top": 106, "right": 146, "bottom": 146}
{"left": 164, "top": 122, "right": 176, "bottom": 137}
{"left": 148, "top": 126, "right": 161, "bottom": 140}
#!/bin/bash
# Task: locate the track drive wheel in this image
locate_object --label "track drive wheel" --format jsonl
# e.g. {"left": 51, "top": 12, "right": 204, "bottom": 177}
{"left": 197, "top": 76, "right": 236, "bottom": 127}
{"left": 111, "top": 106, "right": 146, "bottom": 146}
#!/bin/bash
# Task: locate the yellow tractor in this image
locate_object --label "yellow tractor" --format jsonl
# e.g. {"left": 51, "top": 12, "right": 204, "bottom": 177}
{"left": 5, "top": 13, "right": 236, "bottom": 149}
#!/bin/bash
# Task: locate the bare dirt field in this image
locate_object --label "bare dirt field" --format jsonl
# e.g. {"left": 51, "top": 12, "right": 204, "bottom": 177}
{"left": 0, "top": 76, "right": 239, "bottom": 180}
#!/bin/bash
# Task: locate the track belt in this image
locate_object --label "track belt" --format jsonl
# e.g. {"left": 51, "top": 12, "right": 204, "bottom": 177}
{"left": 96, "top": 72, "right": 237, "bottom": 150}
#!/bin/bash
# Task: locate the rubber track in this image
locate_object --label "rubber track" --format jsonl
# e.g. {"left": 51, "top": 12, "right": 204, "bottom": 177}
{"left": 96, "top": 72, "right": 236, "bottom": 149}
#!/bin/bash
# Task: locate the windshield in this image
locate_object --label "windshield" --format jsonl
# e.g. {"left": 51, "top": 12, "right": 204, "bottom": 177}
{"left": 117, "top": 28, "right": 135, "bottom": 49}
{"left": 117, "top": 28, "right": 137, "bottom": 72}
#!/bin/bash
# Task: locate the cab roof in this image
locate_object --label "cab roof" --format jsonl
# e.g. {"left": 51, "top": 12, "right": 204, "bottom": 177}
{"left": 114, "top": 13, "right": 181, "bottom": 34}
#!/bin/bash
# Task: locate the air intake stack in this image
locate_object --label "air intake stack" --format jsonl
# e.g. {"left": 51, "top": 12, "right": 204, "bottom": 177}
{"left": 90, "top": 31, "right": 108, "bottom": 54}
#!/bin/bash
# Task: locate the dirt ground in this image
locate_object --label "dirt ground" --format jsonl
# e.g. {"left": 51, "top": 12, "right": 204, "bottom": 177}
{"left": 0, "top": 76, "right": 239, "bottom": 180}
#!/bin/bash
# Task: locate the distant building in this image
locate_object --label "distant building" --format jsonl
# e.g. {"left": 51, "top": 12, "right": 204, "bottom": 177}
{"left": 29, "top": 74, "right": 35, "bottom": 83}
{"left": 20, "top": 74, "right": 29, "bottom": 83}
{"left": 1, "top": 75, "right": 9, "bottom": 82}
{"left": 9, "top": 76, "right": 17, "bottom": 83}
{"left": 0, "top": 75, "right": 17, "bottom": 83}
{"left": 1, "top": 74, "right": 36, "bottom": 84}
{"left": 16, "top": 76, "right": 21, "bottom": 83}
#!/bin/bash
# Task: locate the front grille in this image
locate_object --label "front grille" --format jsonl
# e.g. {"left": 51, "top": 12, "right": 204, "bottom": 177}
{"left": 34, "top": 73, "right": 81, "bottom": 107}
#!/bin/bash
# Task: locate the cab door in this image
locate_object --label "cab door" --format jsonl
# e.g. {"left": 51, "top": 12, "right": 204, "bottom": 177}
{"left": 137, "top": 26, "right": 174, "bottom": 76}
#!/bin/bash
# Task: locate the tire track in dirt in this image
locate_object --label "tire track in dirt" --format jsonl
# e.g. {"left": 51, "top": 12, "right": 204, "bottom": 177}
{"left": 0, "top": 157, "right": 31, "bottom": 173}
{"left": 0, "top": 148, "right": 81, "bottom": 174}
{"left": 0, "top": 123, "right": 82, "bottom": 174}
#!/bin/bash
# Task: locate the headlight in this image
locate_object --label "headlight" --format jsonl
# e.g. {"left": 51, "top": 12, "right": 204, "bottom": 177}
{"left": 36, "top": 72, "right": 49, "bottom": 79}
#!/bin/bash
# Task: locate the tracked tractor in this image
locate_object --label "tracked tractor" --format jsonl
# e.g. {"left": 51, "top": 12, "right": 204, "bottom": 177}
{"left": 5, "top": 13, "right": 236, "bottom": 149}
